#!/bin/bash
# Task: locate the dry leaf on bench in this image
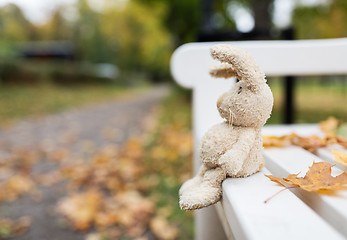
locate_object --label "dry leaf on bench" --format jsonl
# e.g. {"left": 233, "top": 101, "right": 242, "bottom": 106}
{"left": 266, "top": 162, "right": 347, "bottom": 192}
{"left": 331, "top": 149, "right": 347, "bottom": 167}
{"left": 319, "top": 117, "right": 340, "bottom": 135}
{"left": 263, "top": 134, "right": 328, "bottom": 152}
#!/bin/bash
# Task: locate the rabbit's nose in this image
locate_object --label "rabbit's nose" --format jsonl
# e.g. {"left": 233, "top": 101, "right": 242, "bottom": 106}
{"left": 217, "top": 92, "right": 228, "bottom": 109}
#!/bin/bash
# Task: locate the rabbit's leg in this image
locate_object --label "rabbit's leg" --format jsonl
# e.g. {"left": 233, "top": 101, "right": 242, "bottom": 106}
{"left": 179, "top": 165, "right": 208, "bottom": 195}
{"left": 179, "top": 167, "right": 226, "bottom": 210}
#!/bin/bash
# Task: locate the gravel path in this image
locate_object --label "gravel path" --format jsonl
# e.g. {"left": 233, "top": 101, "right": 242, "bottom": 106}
{"left": 0, "top": 85, "right": 169, "bottom": 240}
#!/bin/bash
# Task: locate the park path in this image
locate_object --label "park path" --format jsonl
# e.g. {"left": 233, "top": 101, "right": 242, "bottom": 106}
{"left": 0, "top": 84, "right": 169, "bottom": 240}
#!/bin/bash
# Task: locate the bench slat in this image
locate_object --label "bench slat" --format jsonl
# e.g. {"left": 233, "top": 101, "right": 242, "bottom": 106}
{"left": 264, "top": 146, "right": 347, "bottom": 237}
{"left": 317, "top": 147, "right": 347, "bottom": 172}
{"left": 221, "top": 167, "right": 344, "bottom": 240}
{"left": 262, "top": 124, "right": 323, "bottom": 137}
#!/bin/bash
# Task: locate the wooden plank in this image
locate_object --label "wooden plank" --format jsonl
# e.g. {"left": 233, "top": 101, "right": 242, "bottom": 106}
{"left": 221, "top": 168, "right": 344, "bottom": 240}
{"left": 264, "top": 146, "right": 347, "bottom": 237}
{"left": 262, "top": 124, "right": 323, "bottom": 137}
{"left": 170, "top": 38, "right": 347, "bottom": 89}
{"left": 215, "top": 202, "right": 235, "bottom": 240}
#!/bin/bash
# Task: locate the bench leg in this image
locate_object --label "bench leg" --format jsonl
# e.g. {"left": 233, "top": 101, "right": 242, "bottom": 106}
{"left": 195, "top": 205, "right": 228, "bottom": 240}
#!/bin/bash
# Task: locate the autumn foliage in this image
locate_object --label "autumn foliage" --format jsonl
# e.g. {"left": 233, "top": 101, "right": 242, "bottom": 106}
{"left": 266, "top": 161, "right": 347, "bottom": 192}
{"left": 263, "top": 117, "right": 347, "bottom": 152}
{"left": 0, "top": 89, "right": 193, "bottom": 239}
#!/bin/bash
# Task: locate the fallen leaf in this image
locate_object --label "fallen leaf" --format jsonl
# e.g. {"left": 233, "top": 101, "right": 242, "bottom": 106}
{"left": 57, "top": 189, "right": 102, "bottom": 231}
{"left": 266, "top": 162, "right": 347, "bottom": 192}
{"left": 150, "top": 216, "right": 178, "bottom": 240}
{"left": 263, "top": 134, "right": 328, "bottom": 152}
{"left": 263, "top": 135, "right": 292, "bottom": 148}
{"left": 264, "top": 118, "right": 347, "bottom": 152}
{"left": 85, "top": 233, "right": 102, "bottom": 240}
{"left": 331, "top": 149, "right": 347, "bottom": 167}
{"left": 0, "top": 217, "right": 31, "bottom": 239}
{"left": 336, "top": 136, "right": 347, "bottom": 149}
{"left": 0, "top": 175, "right": 36, "bottom": 202}
{"left": 319, "top": 117, "right": 340, "bottom": 135}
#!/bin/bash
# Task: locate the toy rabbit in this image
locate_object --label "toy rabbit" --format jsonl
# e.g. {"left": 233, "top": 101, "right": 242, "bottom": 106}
{"left": 179, "top": 44, "right": 274, "bottom": 210}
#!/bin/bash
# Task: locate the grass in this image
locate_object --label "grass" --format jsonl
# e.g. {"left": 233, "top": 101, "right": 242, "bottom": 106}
{"left": 0, "top": 82, "right": 148, "bottom": 126}
{"left": 143, "top": 86, "right": 194, "bottom": 240}
{"left": 267, "top": 76, "right": 347, "bottom": 124}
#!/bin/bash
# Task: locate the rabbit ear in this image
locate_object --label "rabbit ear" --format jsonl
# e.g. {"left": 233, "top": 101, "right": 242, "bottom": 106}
{"left": 210, "top": 44, "right": 266, "bottom": 86}
{"left": 209, "top": 63, "right": 240, "bottom": 79}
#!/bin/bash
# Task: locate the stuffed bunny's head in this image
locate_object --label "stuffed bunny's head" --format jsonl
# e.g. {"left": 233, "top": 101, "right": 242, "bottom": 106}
{"left": 210, "top": 45, "right": 273, "bottom": 128}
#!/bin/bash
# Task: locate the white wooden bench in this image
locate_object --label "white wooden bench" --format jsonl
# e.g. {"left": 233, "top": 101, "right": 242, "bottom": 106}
{"left": 171, "top": 38, "right": 347, "bottom": 240}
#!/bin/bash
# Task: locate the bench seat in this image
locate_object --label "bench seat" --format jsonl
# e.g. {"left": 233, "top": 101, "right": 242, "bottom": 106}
{"left": 216, "top": 124, "right": 347, "bottom": 240}
{"left": 170, "top": 38, "right": 347, "bottom": 240}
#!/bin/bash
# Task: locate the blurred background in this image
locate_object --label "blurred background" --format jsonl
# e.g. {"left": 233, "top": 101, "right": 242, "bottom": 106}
{"left": 0, "top": 0, "right": 347, "bottom": 239}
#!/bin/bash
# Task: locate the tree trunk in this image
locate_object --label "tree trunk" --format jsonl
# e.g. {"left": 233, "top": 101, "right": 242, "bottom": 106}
{"left": 251, "top": 0, "right": 273, "bottom": 30}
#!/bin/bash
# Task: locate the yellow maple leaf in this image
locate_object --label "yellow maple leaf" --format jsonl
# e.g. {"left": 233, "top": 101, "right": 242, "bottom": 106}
{"left": 266, "top": 162, "right": 347, "bottom": 192}
{"left": 331, "top": 149, "right": 347, "bottom": 167}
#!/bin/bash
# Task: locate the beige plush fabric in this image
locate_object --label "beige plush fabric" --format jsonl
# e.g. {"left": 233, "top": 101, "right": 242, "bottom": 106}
{"left": 179, "top": 44, "right": 274, "bottom": 210}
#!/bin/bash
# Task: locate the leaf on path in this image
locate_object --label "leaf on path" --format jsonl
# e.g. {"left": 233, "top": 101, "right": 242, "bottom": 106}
{"left": 150, "top": 216, "right": 179, "bottom": 240}
{"left": 115, "top": 191, "right": 154, "bottom": 232}
{"left": 85, "top": 233, "right": 102, "bottom": 240}
{"left": 266, "top": 162, "right": 347, "bottom": 192}
{"left": 0, "top": 217, "right": 31, "bottom": 239}
{"left": 57, "top": 189, "right": 102, "bottom": 231}
{"left": 331, "top": 149, "right": 347, "bottom": 167}
{"left": 0, "top": 175, "right": 36, "bottom": 202}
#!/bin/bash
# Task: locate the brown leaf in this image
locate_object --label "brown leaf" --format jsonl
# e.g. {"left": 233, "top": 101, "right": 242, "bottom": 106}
{"left": 319, "top": 117, "right": 340, "bottom": 135}
{"left": 263, "top": 135, "right": 292, "bottom": 148}
{"left": 150, "top": 216, "right": 178, "bottom": 240}
{"left": 331, "top": 149, "right": 347, "bottom": 167}
{"left": 0, "top": 217, "right": 31, "bottom": 238}
{"left": 336, "top": 136, "right": 347, "bottom": 149}
{"left": 0, "top": 175, "right": 36, "bottom": 202}
{"left": 266, "top": 162, "right": 347, "bottom": 192}
{"left": 57, "top": 189, "right": 102, "bottom": 231}
{"left": 263, "top": 134, "right": 328, "bottom": 152}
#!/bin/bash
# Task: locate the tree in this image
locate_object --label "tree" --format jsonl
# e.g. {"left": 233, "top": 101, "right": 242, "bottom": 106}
{"left": 136, "top": 0, "right": 201, "bottom": 44}
{"left": 73, "top": 0, "right": 112, "bottom": 62}
{"left": 39, "top": 5, "right": 74, "bottom": 41}
{"left": 293, "top": 0, "right": 347, "bottom": 39}
{"left": 138, "top": 0, "right": 275, "bottom": 44}
{"left": 0, "top": 3, "right": 36, "bottom": 41}
{"left": 101, "top": 1, "right": 172, "bottom": 77}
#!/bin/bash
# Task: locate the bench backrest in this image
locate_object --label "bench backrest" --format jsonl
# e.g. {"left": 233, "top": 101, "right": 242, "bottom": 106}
{"left": 170, "top": 38, "right": 347, "bottom": 173}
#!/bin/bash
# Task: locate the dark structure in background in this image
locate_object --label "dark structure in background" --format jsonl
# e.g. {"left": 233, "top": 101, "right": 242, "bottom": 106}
{"left": 198, "top": 0, "right": 296, "bottom": 124}
{"left": 17, "top": 41, "right": 75, "bottom": 61}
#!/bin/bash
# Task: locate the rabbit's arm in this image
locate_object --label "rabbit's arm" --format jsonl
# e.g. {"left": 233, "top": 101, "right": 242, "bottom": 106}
{"left": 218, "top": 128, "right": 256, "bottom": 176}
{"left": 209, "top": 63, "right": 239, "bottom": 79}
